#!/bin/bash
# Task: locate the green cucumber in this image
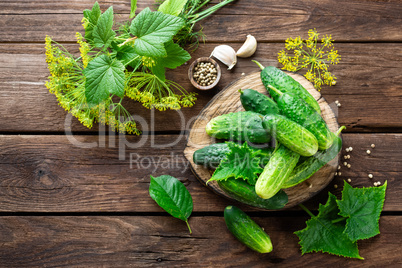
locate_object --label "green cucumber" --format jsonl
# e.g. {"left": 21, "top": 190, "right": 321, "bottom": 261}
{"left": 268, "top": 85, "right": 334, "bottom": 150}
{"left": 206, "top": 111, "right": 271, "bottom": 144}
{"left": 262, "top": 114, "right": 318, "bottom": 157}
{"left": 193, "top": 143, "right": 230, "bottom": 168}
{"left": 193, "top": 142, "right": 273, "bottom": 168}
{"left": 218, "top": 178, "right": 288, "bottom": 210}
{"left": 224, "top": 205, "right": 273, "bottom": 253}
{"left": 253, "top": 61, "right": 321, "bottom": 114}
{"left": 283, "top": 126, "right": 345, "bottom": 188}
{"left": 255, "top": 144, "right": 300, "bottom": 199}
{"left": 239, "top": 88, "right": 280, "bottom": 115}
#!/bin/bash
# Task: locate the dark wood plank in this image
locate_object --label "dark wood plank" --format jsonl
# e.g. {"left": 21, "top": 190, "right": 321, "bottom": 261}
{"left": 0, "top": 215, "right": 400, "bottom": 267}
{"left": 0, "top": 43, "right": 401, "bottom": 133}
{"left": 0, "top": 134, "right": 400, "bottom": 212}
{"left": 0, "top": 0, "right": 401, "bottom": 42}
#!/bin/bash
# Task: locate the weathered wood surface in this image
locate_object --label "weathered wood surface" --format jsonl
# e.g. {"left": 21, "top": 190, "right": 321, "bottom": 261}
{"left": 0, "top": 216, "right": 400, "bottom": 267}
{"left": 184, "top": 72, "right": 339, "bottom": 209}
{"left": 1, "top": 43, "right": 401, "bottom": 133}
{"left": 0, "top": 134, "right": 400, "bottom": 212}
{"left": 0, "top": 0, "right": 401, "bottom": 42}
{"left": 0, "top": 0, "right": 401, "bottom": 266}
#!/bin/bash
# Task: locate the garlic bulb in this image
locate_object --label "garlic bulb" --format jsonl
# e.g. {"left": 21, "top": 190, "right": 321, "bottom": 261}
{"left": 236, "top": 35, "right": 257, "bottom": 58}
{"left": 210, "top": 45, "right": 237, "bottom": 70}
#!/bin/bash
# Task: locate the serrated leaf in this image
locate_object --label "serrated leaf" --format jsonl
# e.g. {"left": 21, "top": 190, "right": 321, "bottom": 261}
{"left": 337, "top": 181, "right": 387, "bottom": 242}
{"left": 149, "top": 41, "right": 191, "bottom": 81}
{"left": 130, "top": 0, "right": 137, "bottom": 18}
{"left": 295, "top": 193, "right": 363, "bottom": 259}
{"left": 84, "top": 54, "right": 125, "bottom": 104}
{"left": 83, "top": 2, "right": 101, "bottom": 42}
{"left": 160, "top": 41, "right": 191, "bottom": 69}
{"left": 83, "top": 1, "right": 101, "bottom": 24}
{"left": 149, "top": 63, "right": 166, "bottom": 81}
{"left": 208, "top": 142, "right": 263, "bottom": 185}
{"left": 149, "top": 175, "right": 193, "bottom": 233}
{"left": 158, "top": 0, "right": 187, "bottom": 16}
{"left": 93, "top": 6, "right": 115, "bottom": 48}
{"left": 114, "top": 44, "right": 141, "bottom": 69}
{"left": 130, "top": 7, "right": 185, "bottom": 57}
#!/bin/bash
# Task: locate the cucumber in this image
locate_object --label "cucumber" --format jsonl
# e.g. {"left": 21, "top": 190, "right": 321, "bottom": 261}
{"left": 262, "top": 114, "right": 318, "bottom": 157}
{"left": 255, "top": 144, "right": 300, "bottom": 199}
{"left": 269, "top": 85, "right": 334, "bottom": 150}
{"left": 239, "top": 88, "right": 280, "bottom": 115}
{"left": 253, "top": 61, "right": 321, "bottom": 114}
{"left": 206, "top": 111, "right": 271, "bottom": 144}
{"left": 193, "top": 143, "right": 230, "bottom": 168}
{"left": 193, "top": 142, "right": 273, "bottom": 168}
{"left": 218, "top": 178, "right": 288, "bottom": 210}
{"left": 224, "top": 205, "right": 273, "bottom": 253}
{"left": 283, "top": 126, "right": 345, "bottom": 188}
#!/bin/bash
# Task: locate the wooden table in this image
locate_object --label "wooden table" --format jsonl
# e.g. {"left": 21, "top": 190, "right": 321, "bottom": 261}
{"left": 0, "top": 0, "right": 401, "bottom": 266}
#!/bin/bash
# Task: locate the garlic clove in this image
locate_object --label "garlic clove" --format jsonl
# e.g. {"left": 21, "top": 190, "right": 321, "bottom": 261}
{"left": 210, "top": 45, "right": 237, "bottom": 70}
{"left": 236, "top": 35, "right": 257, "bottom": 58}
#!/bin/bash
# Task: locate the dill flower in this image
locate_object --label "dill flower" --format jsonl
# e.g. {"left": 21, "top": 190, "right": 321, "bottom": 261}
{"left": 141, "top": 56, "right": 156, "bottom": 68}
{"left": 76, "top": 32, "right": 91, "bottom": 68}
{"left": 125, "top": 72, "right": 197, "bottom": 111}
{"left": 278, "top": 29, "right": 341, "bottom": 90}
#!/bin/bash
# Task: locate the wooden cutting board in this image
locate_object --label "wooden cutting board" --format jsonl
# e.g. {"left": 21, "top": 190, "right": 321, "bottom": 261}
{"left": 183, "top": 71, "right": 340, "bottom": 209}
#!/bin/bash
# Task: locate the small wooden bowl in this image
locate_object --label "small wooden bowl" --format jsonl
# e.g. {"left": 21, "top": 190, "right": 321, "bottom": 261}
{"left": 188, "top": 57, "right": 221, "bottom": 90}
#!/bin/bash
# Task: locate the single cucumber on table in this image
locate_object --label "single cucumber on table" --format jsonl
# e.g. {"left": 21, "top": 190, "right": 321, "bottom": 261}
{"left": 239, "top": 88, "right": 280, "bottom": 115}
{"left": 269, "top": 84, "right": 334, "bottom": 150}
{"left": 255, "top": 144, "right": 300, "bottom": 199}
{"left": 193, "top": 142, "right": 273, "bottom": 169}
{"left": 262, "top": 114, "right": 318, "bottom": 157}
{"left": 224, "top": 205, "right": 273, "bottom": 253}
{"left": 283, "top": 126, "right": 345, "bottom": 188}
{"left": 206, "top": 111, "right": 271, "bottom": 143}
{"left": 218, "top": 178, "right": 288, "bottom": 210}
{"left": 253, "top": 61, "right": 321, "bottom": 114}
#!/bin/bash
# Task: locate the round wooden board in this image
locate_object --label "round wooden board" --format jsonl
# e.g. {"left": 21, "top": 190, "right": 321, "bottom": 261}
{"left": 183, "top": 71, "right": 340, "bottom": 209}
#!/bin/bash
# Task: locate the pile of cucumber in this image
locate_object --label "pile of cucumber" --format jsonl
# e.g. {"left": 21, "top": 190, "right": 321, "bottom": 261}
{"left": 193, "top": 63, "right": 344, "bottom": 208}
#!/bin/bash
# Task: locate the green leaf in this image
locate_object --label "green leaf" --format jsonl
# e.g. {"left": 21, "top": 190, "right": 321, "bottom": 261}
{"left": 158, "top": 0, "right": 188, "bottom": 16}
{"left": 208, "top": 142, "right": 263, "bottom": 185}
{"left": 84, "top": 54, "right": 125, "bottom": 104}
{"left": 337, "top": 181, "right": 387, "bottom": 242}
{"left": 160, "top": 41, "right": 191, "bottom": 69}
{"left": 149, "top": 175, "right": 193, "bottom": 233}
{"left": 130, "top": 7, "right": 185, "bottom": 57}
{"left": 149, "top": 63, "right": 166, "bottom": 82}
{"left": 83, "top": 1, "right": 101, "bottom": 42}
{"left": 130, "top": 0, "right": 137, "bottom": 19}
{"left": 83, "top": 1, "right": 101, "bottom": 24}
{"left": 149, "top": 41, "right": 191, "bottom": 81}
{"left": 93, "top": 6, "right": 115, "bottom": 48}
{"left": 295, "top": 193, "right": 363, "bottom": 259}
{"left": 114, "top": 44, "right": 141, "bottom": 69}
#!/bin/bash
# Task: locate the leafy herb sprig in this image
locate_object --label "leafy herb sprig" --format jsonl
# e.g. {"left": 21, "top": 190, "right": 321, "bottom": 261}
{"left": 296, "top": 181, "right": 387, "bottom": 259}
{"left": 45, "top": 1, "right": 234, "bottom": 134}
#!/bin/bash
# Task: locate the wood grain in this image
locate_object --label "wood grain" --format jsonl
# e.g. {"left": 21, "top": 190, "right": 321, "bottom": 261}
{"left": 0, "top": 216, "right": 400, "bottom": 267}
{"left": 183, "top": 71, "right": 339, "bottom": 209}
{"left": 0, "top": 134, "right": 400, "bottom": 212}
{"left": 0, "top": 0, "right": 401, "bottom": 42}
{"left": 0, "top": 43, "right": 401, "bottom": 133}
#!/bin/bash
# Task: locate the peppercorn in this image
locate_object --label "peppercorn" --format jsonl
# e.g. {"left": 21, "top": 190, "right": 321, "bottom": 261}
{"left": 193, "top": 62, "right": 218, "bottom": 86}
